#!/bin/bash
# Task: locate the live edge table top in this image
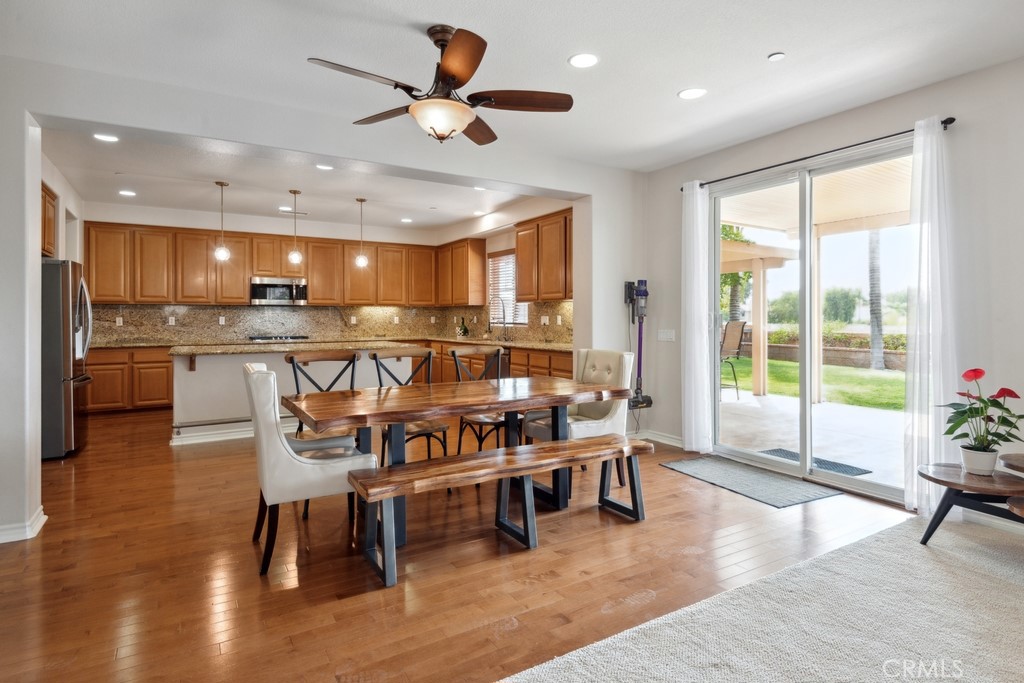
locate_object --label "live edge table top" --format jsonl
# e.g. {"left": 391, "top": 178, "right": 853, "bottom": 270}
{"left": 281, "top": 376, "right": 631, "bottom": 434}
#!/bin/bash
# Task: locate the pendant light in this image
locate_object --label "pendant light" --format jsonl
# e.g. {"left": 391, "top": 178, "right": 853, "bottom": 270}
{"left": 213, "top": 181, "right": 231, "bottom": 261}
{"left": 287, "top": 189, "right": 303, "bottom": 264}
{"left": 354, "top": 197, "right": 368, "bottom": 268}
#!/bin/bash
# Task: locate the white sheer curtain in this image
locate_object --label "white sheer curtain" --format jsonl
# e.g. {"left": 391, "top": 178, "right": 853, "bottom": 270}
{"left": 682, "top": 181, "right": 712, "bottom": 453}
{"left": 904, "top": 115, "right": 958, "bottom": 512}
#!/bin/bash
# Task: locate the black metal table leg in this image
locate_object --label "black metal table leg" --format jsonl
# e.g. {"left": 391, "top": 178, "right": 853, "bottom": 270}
{"left": 920, "top": 486, "right": 963, "bottom": 545}
{"left": 387, "top": 422, "right": 407, "bottom": 547}
{"left": 530, "top": 405, "right": 570, "bottom": 510}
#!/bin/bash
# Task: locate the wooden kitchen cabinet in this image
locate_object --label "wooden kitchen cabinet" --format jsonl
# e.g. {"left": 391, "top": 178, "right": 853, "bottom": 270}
{"left": 175, "top": 232, "right": 215, "bottom": 303}
{"left": 509, "top": 349, "right": 573, "bottom": 379}
{"left": 550, "top": 351, "right": 574, "bottom": 379}
{"left": 86, "top": 347, "right": 173, "bottom": 411}
{"left": 344, "top": 244, "right": 377, "bottom": 304}
{"left": 451, "top": 239, "right": 486, "bottom": 305}
{"left": 306, "top": 240, "right": 343, "bottom": 305}
{"left": 509, "top": 349, "right": 529, "bottom": 378}
{"left": 377, "top": 244, "right": 407, "bottom": 305}
{"left": 86, "top": 223, "right": 133, "bottom": 303}
{"left": 133, "top": 229, "right": 174, "bottom": 303}
{"left": 407, "top": 246, "right": 436, "bottom": 306}
{"left": 253, "top": 235, "right": 307, "bottom": 278}
{"left": 516, "top": 210, "right": 572, "bottom": 302}
{"left": 435, "top": 244, "right": 453, "bottom": 306}
{"left": 41, "top": 183, "right": 57, "bottom": 257}
{"left": 215, "top": 235, "right": 251, "bottom": 304}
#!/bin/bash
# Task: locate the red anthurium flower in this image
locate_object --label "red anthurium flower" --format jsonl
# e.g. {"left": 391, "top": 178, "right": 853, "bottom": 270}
{"left": 962, "top": 368, "right": 985, "bottom": 382}
{"left": 990, "top": 387, "right": 1021, "bottom": 400}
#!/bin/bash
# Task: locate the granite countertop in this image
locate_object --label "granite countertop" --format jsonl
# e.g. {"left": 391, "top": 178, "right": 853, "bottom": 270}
{"left": 162, "top": 337, "right": 572, "bottom": 356}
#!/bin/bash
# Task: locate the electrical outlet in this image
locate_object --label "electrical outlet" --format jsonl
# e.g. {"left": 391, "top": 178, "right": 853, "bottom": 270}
{"left": 393, "top": 316, "right": 400, "bottom": 324}
{"left": 453, "top": 316, "right": 458, "bottom": 323}
{"left": 430, "top": 316, "right": 436, "bottom": 324}
{"left": 167, "top": 316, "right": 175, "bottom": 326}
{"left": 657, "top": 329, "right": 676, "bottom": 342}
{"left": 556, "top": 315, "right": 562, "bottom": 326}
{"left": 472, "top": 315, "right": 477, "bottom": 324}
{"left": 115, "top": 316, "right": 123, "bottom": 327}
{"left": 540, "top": 315, "right": 549, "bottom": 325}
{"left": 350, "top": 316, "right": 357, "bottom": 325}
{"left": 218, "top": 316, "right": 226, "bottom": 326}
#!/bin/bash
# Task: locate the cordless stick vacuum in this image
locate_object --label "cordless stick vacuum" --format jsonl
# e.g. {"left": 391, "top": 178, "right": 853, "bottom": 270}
{"left": 625, "top": 280, "right": 653, "bottom": 409}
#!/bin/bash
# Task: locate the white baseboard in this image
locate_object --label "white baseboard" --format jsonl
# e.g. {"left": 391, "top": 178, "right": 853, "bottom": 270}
{"left": 631, "top": 429, "right": 683, "bottom": 448}
{"left": 0, "top": 505, "right": 47, "bottom": 544}
{"left": 169, "top": 416, "right": 302, "bottom": 446}
{"left": 962, "top": 509, "right": 1024, "bottom": 536}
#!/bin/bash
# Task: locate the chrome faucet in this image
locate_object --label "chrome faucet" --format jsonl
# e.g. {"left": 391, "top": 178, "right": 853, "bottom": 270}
{"left": 489, "top": 295, "right": 511, "bottom": 342}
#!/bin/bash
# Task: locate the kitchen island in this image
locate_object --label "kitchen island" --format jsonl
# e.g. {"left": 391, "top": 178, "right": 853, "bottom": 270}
{"left": 168, "top": 340, "right": 415, "bottom": 445}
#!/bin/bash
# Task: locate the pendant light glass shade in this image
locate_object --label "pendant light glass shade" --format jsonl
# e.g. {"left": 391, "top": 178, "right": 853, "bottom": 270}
{"left": 214, "top": 181, "right": 231, "bottom": 261}
{"left": 287, "top": 189, "right": 303, "bottom": 265}
{"left": 408, "top": 99, "right": 476, "bottom": 142}
{"left": 355, "top": 198, "right": 368, "bottom": 268}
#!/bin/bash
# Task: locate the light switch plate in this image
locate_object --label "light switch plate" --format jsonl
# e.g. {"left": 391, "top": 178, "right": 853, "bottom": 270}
{"left": 167, "top": 316, "right": 175, "bottom": 326}
{"left": 657, "top": 329, "right": 676, "bottom": 342}
{"left": 350, "top": 316, "right": 357, "bottom": 325}
{"left": 430, "top": 316, "right": 436, "bottom": 324}
{"left": 219, "top": 316, "right": 226, "bottom": 326}
{"left": 556, "top": 315, "right": 562, "bottom": 325}
{"left": 115, "top": 316, "right": 123, "bottom": 327}
{"left": 393, "top": 316, "right": 400, "bottom": 324}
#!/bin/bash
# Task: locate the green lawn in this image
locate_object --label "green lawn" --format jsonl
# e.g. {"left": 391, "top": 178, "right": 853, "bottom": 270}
{"left": 722, "top": 357, "right": 905, "bottom": 410}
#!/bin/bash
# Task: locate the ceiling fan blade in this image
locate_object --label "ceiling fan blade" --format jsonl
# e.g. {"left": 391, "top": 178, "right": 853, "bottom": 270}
{"left": 354, "top": 105, "right": 410, "bottom": 125}
{"left": 468, "top": 90, "right": 573, "bottom": 112}
{"left": 439, "top": 29, "right": 487, "bottom": 89}
{"left": 462, "top": 116, "right": 497, "bottom": 145}
{"left": 308, "top": 57, "right": 420, "bottom": 96}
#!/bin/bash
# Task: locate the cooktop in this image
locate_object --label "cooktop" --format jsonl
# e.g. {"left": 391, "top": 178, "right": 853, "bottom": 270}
{"left": 248, "top": 335, "right": 310, "bottom": 342}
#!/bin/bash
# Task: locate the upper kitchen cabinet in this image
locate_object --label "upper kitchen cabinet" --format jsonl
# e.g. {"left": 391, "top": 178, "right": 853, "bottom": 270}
{"left": 377, "top": 244, "right": 407, "bottom": 306}
{"left": 175, "top": 231, "right": 215, "bottom": 304}
{"left": 343, "top": 244, "right": 377, "bottom": 305}
{"left": 515, "top": 210, "right": 572, "bottom": 301}
{"left": 252, "top": 235, "right": 306, "bottom": 278}
{"left": 133, "top": 229, "right": 174, "bottom": 303}
{"left": 435, "top": 244, "right": 453, "bottom": 306}
{"left": 407, "top": 246, "right": 436, "bottom": 306}
{"left": 86, "top": 222, "right": 133, "bottom": 303}
{"left": 215, "top": 234, "right": 251, "bottom": 304}
{"left": 436, "top": 238, "right": 486, "bottom": 306}
{"left": 306, "top": 240, "right": 343, "bottom": 305}
{"left": 41, "top": 183, "right": 57, "bottom": 257}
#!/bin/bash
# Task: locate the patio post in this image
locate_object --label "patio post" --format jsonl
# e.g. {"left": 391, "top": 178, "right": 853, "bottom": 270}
{"left": 751, "top": 258, "right": 767, "bottom": 395}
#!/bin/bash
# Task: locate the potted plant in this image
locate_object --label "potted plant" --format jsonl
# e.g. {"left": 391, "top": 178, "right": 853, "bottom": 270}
{"left": 940, "top": 368, "right": 1024, "bottom": 475}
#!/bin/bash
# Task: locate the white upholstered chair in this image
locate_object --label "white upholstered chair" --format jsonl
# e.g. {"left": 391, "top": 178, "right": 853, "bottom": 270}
{"left": 524, "top": 349, "right": 635, "bottom": 485}
{"left": 243, "top": 362, "right": 377, "bottom": 576}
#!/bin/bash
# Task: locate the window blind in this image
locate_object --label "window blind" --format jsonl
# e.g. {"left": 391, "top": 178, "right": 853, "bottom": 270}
{"left": 487, "top": 251, "right": 529, "bottom": 324}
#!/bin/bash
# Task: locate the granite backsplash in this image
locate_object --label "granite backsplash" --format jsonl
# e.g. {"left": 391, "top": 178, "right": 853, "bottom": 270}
{"left": 92, "top": 301, "right": 573, "bottom": 347}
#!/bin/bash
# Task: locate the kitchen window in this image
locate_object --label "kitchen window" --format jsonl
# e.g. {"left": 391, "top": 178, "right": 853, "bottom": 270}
{"left": 487, "top": 250, "right": 528, "bottom": 325}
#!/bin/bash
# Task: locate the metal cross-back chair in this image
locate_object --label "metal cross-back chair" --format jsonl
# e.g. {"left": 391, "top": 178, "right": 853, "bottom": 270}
{"left": 450, "top": 345, "right": 510, "bottom": 454}
{"left": 368, "top": 347, "right": 449, "bottom": 466}
{"left": 720, "top": 320, "right": 746, "bottom": 400}
{"left": 284, "top": 350, "right": 363, "bottom": 518}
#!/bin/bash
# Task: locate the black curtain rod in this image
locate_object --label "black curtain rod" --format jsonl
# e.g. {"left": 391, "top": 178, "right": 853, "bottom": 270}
{"left": 688, "top": 116, "right": 955, "bottom": 190}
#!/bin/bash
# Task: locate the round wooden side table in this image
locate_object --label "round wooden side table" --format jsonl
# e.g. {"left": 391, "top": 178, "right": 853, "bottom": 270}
{"left": 998, "top": 454, "right": 1024, "bottom": 517}
{"left": 916, "top": 463, "right": 1024, "bottom": 544}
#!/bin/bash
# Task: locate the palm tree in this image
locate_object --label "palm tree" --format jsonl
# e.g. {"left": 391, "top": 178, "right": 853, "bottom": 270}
{"left": 868, "top": 229, "right": 884, "bottom": 370}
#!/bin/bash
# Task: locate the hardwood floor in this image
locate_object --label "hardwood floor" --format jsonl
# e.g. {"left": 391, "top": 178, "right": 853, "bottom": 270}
{"left": 1, "top": 409, "right": 912, "bottom": 682}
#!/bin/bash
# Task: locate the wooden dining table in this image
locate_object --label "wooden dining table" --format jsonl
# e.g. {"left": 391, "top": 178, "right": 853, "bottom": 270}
{"left": 281, "top": 375, "right": 632, "bottom": 545}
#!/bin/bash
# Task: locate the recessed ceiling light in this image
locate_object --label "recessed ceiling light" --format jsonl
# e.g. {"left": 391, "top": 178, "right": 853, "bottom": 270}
{"left": 94, "top": 133, "right": 119, "bottom": 142}
{"left": 400, "top": 218, "right": 413, "bottom": 223}
{"left": 568, "top": 53, "right": 599, "bottom": 68}
{"left": 473, "top": 211, "right": 485, "bottom": 216}
{"left": 279, "top": 205, "right": 292, "bottom": 212}
{"left": 315, "top": 164, "right": 334, "bottom": 170}
{"left": 678, "top": 88, "right": 708, "bottom": 100}
{"left": 767, "top": 52, "right": 786, "bottom": 62}
{"left": 473, "top": 186, "right": 486, "bottom": 191}
{"left": 119, "top": 190, "right": 136, "bottom": 197}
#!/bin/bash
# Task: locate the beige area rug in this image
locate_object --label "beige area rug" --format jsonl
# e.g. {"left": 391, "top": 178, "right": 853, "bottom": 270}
{"left": 505, "top": 518, "right": 1024, "bottom": 682}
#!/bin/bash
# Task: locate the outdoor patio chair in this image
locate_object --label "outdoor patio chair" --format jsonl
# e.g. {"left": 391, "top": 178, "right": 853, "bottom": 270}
{"left": 720, "top": 320, "right": 746, "bottom": 399}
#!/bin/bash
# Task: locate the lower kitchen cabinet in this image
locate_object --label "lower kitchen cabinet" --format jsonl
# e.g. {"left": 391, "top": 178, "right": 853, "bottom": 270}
{"left": 86, "top": 347, "right": 173, "bottom": 411}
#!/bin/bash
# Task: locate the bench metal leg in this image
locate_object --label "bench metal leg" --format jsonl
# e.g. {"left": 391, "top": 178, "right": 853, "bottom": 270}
{"left": 363, "top": 499, "right": 397, "bottom": 587}
{"left": 598, "top": 455, "right": 646, "bottom": 521}
{"left": 495, "top": 475, "right": 538, "bottom": 549}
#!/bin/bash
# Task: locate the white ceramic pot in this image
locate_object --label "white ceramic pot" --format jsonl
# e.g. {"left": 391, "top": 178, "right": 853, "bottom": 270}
{"left": 960, "top": 446, "right": 998, "bottom": 476}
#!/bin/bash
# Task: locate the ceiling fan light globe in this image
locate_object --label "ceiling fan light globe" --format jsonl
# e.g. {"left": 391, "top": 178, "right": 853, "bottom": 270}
{"left": 408, "top": 99, "right": 476, "bottom": 142}
{"left": 214, "top": 245, "right": 231, "bottom": 261}
{"left": 287, "top": 249, "right": 303, "bottom": 265}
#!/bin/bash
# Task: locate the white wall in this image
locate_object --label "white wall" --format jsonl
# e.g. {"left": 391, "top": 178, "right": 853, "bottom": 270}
{"left": 41, "top": 154, "right": 84, "bottom": 260}
{"left": 0, "top": 55, "right": 644, "bottom": 540}
{"left": 643, "top": 56, "right": 1024, "bottom": 445}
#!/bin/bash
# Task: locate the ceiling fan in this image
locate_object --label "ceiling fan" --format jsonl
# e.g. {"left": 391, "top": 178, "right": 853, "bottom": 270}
{"left": 309, "top": 24, "right": 573, "bottom": 145}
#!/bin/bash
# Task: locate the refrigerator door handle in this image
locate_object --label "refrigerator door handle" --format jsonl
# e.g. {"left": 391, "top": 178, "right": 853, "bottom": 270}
{"left": 79, "top": 278, "right": 93, "bottom": 359}
{"left": 72, "top": 374, "right": 93, "bottom": 386}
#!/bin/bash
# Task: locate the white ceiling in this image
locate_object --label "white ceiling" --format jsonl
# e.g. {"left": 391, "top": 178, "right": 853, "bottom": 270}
{"left": 7, "top": 0, "right": 1024, "bottom": 230}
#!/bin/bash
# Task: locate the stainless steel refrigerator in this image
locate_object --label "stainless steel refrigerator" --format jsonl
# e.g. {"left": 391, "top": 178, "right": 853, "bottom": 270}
{"left": 41, "top": 259, "right": 93, "bottom": 460}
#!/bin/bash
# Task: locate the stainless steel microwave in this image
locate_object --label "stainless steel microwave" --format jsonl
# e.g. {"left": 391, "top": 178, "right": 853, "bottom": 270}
{"left": 250, "top": 277, "right": 307, "bottom": 306}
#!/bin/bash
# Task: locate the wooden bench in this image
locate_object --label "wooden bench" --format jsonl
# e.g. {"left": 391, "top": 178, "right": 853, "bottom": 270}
{"left": 348, "top": 433, "right": 654, "bottom": 587}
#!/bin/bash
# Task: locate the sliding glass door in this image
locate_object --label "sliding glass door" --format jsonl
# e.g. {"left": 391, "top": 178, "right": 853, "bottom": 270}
{"left": 711, "top": 144, "right": 914, "bottom": 502}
